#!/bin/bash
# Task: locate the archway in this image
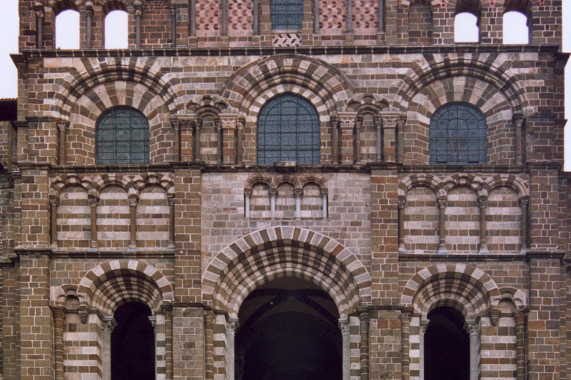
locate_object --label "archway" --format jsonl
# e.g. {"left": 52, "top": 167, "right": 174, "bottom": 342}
{"left": 235, "top": 277, "right": 342, "bottom": 380}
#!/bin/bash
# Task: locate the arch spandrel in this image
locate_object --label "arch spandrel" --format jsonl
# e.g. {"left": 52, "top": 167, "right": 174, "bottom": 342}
{"left": 202, "top": 226, "right": 371, "bottom": 317}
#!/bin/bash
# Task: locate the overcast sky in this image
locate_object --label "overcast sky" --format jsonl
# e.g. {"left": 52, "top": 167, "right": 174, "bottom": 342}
{"left": 0, "top": 0, "right": 569, "bottom": 169}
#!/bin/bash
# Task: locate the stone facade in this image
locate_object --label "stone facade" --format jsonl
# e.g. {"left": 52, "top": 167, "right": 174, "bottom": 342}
{"left": 0, "top": 0, "right": 570, "bottom": 379}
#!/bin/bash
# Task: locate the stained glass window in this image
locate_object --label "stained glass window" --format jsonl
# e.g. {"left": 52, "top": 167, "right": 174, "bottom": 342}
{"left": 429, "top": 103, "right": 487, "bottom": 165}
{"left": 271, "top": 0, "right": 304, "bottom": 30}
{"left": 257, "top": 94, "right": 320, "bottom": 165}
{"left": 96, "top": 106, "right": 149, "bottom": 165}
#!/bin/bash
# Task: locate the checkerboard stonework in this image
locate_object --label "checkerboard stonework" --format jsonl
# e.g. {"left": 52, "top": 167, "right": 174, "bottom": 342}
{"left": 0, "top": 0, "right": 569, "bottom": 379}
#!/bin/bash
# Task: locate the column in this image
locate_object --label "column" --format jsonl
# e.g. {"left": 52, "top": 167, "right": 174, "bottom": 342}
{"left": 381, "top": 114, "right": 399, "bottom": 162}
{"left": 359, "top": 309, "right": 369, "bottom": 380}
{"left": 35, "top": 6, "right": 44, "bottom": 49}
{"left": 437, "top": 198, "right": 448, "bottom": 254}
{"left": 338, "top": 112, "right": 357, "bottom": 164}
{"left": 167, "top": 195, "right": 175, "bottom": 249}
{"left": 216, "top": 118, "right": 223, "bottom": 164}
{"left": 225, "top": 318, "right": 239, "bottom": 380}
{"left": 204, "top": 310, "right": 215, "bottom": 379}
{"left": 398, "top": 196, "right": 406, "bottom": 254}
{"left": 515, "top": 312, "right": 526, "bottom": 380}
{"left": 346, "top": 0, "right": 353, "bottom": 33}
{"left": 88, "top": 194, "right": 98, "bottom": 248}
{"left": 419, "top": 319, "right": 429, "bottom": 380}
{"left": 401, "top": 311, "right": 412, "bottom": 380}
{"left": 236, "top": 119, "right": 244, "bottom": 165}
{"left": 52, "top": 307, "right": 65, "bottom": 380}
{"left": 374, "top": 116, "right": 382, "bottom": 161}
{"left": 170, "top": 5, "right": 177, "bottom": 47}
{"left": 85, "top": 1, "right": 93, "bottom": 48}
{"left": 221, "top": 0, "right": 228, "bottom": 36}
{"left": 244, "top": 190, "right": 251, "bottom": 218}
{"left": 148, "top": 315, "right": 158, "bottom": 377}
{"left": 57, "top": 121, "right": 68, "bottom": 165}
{"left": 128, "top": 195, "right": 138, "bottom": 249}
{"left": 220, "top": 114, "right": 237, "bottom": 164}
{"left": 478, "top": 196, "right": 489, "bottom": 254}
{"left": 50, "top": 196, "right": 59, "bottom": 249}
{"left": 171, "top": 116, "right": 181, "bottom": 161}
{"left": 378, "top": 0, "right": 385, "bottom": 33}
{"left": 313, "top": 0, "right": 319, "bottom": 34}
{"left": 190, "top": 0, "right": 196, "bottom": 37}
{"left": 134, "top": 1, "right": 143, "bottom": 48}
{"left": 519, "top": 196, "right": 529, "bottom": 253}
{"left": 194, "top": 118, "right": 202, "bottom": 162}
{"left": 164, "top": 307, "right": 173, "bottom": 380}
{"left": 253, "top": 0, "right": 260, "bottom": 34}
{"left": 269, "top": 189, "right": 276, "bottom": 219}
{"left": 331, "top": 115, "right": 339, "bottom": 164}
{"left": 466, "top": 320, "right": 480, "bottom": 380}
{"left": 514, "top": 116, "right": 524, "bottom": 165}
{"left": 321, "top": 189, "right": 328, "bottom": 219}
{"left": 295, "top": 189, "right": 302, "bottom": 219}
{"left": 339, "top": 317, "right": 351, "bottom": 380}
{"left": 355, "top": 116, "right": 362, "bottom": 163}
{"left": 102, "top": 317, "right": 117, "bottom": 380}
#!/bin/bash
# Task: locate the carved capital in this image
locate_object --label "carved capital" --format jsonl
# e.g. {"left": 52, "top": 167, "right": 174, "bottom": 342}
{"left": 519, "top": 196, "right": 529, "bottom": 208}
{"left": 338, "top": 318, "right": 350, "bottom": 335}
{"left": 338, "top": 112, "right": 357, "bottom": 130}
{"left": 167, "top": 194, "right": 175, "bottom": 207}
{"left": 465, "top": 320, "right": 480, "bottom": 336}
{"left": 88, "top": 195, "right": 99, "bottom": 207}
{"left": 128, "top": 195, "right": 139, "bottom": 207}
{"left": 102, "top": 317, "right": 117, "bottom": 334}
{"left": 419, "top": 319, "right": 429, "bottom": 336}
{"left": 34, "top": 6, "right": 45, "bottom": 18}
{"left": 381, "top": 116, "right": 399, "bottom": 129}
{"left": 398, "top": 196, "right": 406, "bottom": 209}
{"left": 437, "top": 197, "right": 447, "bottom": 209}
{"left": 49, "top": 195, "right": 59, "bottom": 207}
{"left": 226, "top": 318, "right": 239, "bottom": 336}
{"left": 57, "top": 121, "right": 69, "bottom": 132}
{"left": 220, "top": 114, "right": 238, "bottom": 130}
{"left": 477, "top": 195, "right": 488, "bottom": 209}
{"left": 134, "top": 0, "right": 143, "bottom": 16}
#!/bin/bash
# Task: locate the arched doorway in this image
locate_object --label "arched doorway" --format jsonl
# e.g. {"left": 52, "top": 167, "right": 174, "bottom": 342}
{"left": 235, "top": 277, "right": 342, "bottom": 380}
{"left": 424, "top": 307, "right": 469, "bottom": 380}
{"left": 111, "top": 302, "right": 155, "bottom": 380}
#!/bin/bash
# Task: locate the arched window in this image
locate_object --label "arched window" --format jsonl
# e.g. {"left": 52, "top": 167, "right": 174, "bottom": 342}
{"left": 105, "top": 10, "right": 128, "bottom": 49}
{"left": 454, "top": 12, "right": 479, "bottom": 43}
{"left": 112, "top": 302, "right": 155, "bottom": 380}
{"left": 503, "top": 11, "right": 529, "bottom": 44}
{"left": 55, "top": 9, "right": 80, "bottom": 49}
{"left": 257, "top": 94, "right": 320, "bottom": 165}
{"left": 429, "top": 103, "right": 487, "bottom": 165}
{"left": 270, "top": 0, "right": 304, "bottom": 30}
{"left": 96, "top": 106, "right": 149, "bottom": 165}
{"left": 425, "top": 307, "right": 470, "bottom": 380}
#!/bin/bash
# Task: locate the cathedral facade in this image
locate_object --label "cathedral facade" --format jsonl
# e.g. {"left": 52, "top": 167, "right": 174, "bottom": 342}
{"left": 0, "top": 0, "right": 569, "bottom": 379}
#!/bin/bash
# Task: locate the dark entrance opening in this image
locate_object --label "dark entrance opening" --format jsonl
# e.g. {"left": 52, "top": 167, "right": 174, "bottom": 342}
{"left": 425, "top": 306, "right": 470, "bottom": 380}
{"left": 111, "top": 302, "right": 155, "bottom": 380}
{"left": 236, "top": 277, "right": 342, "bottom": 380}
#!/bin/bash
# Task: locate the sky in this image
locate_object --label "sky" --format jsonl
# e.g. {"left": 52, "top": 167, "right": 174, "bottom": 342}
{"left": 0, "top": 0, "right": 569, "bottom": 169}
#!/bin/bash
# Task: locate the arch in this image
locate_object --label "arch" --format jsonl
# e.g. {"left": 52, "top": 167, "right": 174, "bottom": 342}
{"left": 401, "top": 263, "right": 501, "bottom": 318}
{"left": 398, "top": 173, "right": 443, "bottom": 198}
{"left": 55, "top": 9, "right": 80, "bottom": 49}
{"left": 77, "top": 260, "right": 174, "bottom": 316}
{"left": 483, "top": 174, "right": 530, "bottom": 199}
{"left": 105, "top": 9, "right": 128, "bottom": 49}
{"left": 219, "top": 55, "right": 354, "bottom": 118}
{"left": 439, "top": 173, "right": 487, "bottom": 197}
{"left": 203, "top": 226, "right": 371, "bottom": 317}
{"left": 51, "top": 174, "right": 94, "bottom": 198}
{"left": 52, "top": 59, "right": 181, "bottom": 120}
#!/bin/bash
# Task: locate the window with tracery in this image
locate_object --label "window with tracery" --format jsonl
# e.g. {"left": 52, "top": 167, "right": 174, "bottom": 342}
{"left": 257, "top": 94, "right": 320, "bottom": 165}
{"left": 270, "top": 0, "right": 304, "bottom": 30}
{"left": 429, "top": 103, "right": 487, "bottom": 165}
{"left": 96, "top": 106, "right": 149, "bottom": 165}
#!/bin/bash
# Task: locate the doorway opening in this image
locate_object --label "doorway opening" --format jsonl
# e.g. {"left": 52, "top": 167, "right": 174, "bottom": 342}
{"left": 425, "top": 306, "right": 470, "bottom": 380}
{"left": 235, "top": 277, "right": 342, "bottom": 380}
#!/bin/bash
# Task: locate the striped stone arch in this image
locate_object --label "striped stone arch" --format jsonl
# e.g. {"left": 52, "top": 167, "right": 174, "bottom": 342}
{"left": 77, "top": 259, "right": 174, "bottom": 316}
{"left": 439, "top": 173, "right": 487, "bottom": 197}
{"left": 398, "top": 173, "right": 443, "bottom": 198}
{"left": 219, "top": 54, "right": 355, "bottom": 120}
{"left": 244, "top": 174, "right": 273, "bottom": 191}
{"left": 52, "top": 57, "right": 182, "bottom": 119}
{"left": 50, "top": 173, "right": 95, "bottom": 198}
{"left": 299, "top": 175, "right": 327, "bottom": 190}
{"left": 86, "top": 172, "right": 174, "bottom": 199}
{"left": 401, "top": 263, "right": 501, "bottom": 318}
{"left": 203, "top": 226, "right": 371, "bottom": 317}
{"left": 395, "top": 56, "right": 525, "bottom": 114}
{"left": 483, "top": 174, "right": 530, "bottom": 199}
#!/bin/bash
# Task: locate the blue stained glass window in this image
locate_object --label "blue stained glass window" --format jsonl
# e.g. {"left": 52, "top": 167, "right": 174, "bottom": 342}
{"left": 429, "top": 103, "right": 487, "bottom": 165}
{"left": 257, "top": 94, "right": 320, "bottom": 165}
{"left": 271, "top": 0, "right": 303, "bottom": 30}
{"left": 96, "top": 106, "right": 149, "bottom": 165}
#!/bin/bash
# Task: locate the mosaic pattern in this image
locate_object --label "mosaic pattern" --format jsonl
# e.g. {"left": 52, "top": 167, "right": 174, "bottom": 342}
{"left": 196, "top": 0, "right": 221, "bottom": 34}
{"left": 228, "top": 0, "right": 254, "bottom": 35}
{"left": 354, "top": 0, "right": 378, "bottom": 30}
{"left": 319, "top": 0, "right": 347, "bottom": 31}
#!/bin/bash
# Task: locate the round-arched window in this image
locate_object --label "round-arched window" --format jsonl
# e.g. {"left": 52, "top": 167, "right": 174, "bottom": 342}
{"left": 429, "top": 102, "right": 487, "bottom": 165}
{"left": 270, "top": 0, "right": 304, "bottom": 30}
{"left": 257, "top": 94, "right": 320, "bottom": 165}
{"left": 96, "top": 106, "right": 149, "bottom": 165}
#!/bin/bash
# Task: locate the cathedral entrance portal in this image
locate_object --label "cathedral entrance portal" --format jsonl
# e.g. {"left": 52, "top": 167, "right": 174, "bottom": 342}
{"left": 235, "top": 277, "right": 342, "bottom": 380}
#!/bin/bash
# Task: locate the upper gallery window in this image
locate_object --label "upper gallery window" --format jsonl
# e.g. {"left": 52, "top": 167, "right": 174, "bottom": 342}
{"left": 96, "top": 106, "right": 149, "bottom": 165}
{"left": 503, "top": 11, "right": 529, "bottom": 44}
{"left": 105, "top": 10, "right": 129, "bottom": 49}
{"left": 55, "top": 9, "right": 80, "bottom": 49}
{"left": 257, "top": 94, "right": 320, "bottom": 165}
{"left": 429, "top": 102, "right": 487, "bottom": 165}
{"left": 270, "top": 0, "right": 304, "bottom": 30}
{"left": 454, "top": 12, "right": 479, "bottom": 43}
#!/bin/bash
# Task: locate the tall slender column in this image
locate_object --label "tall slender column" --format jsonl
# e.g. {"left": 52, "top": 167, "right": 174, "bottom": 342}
{"left": 134, "top": 1, "right": 143, "bottom": 48}
{"left": 401, "top": 311, "right": 412, "bottom": 380}
{"left": 167, "top": 195, "right": 175, "bottom": 249}
{"left": 339, "top": 317, "right": 351, "bottom": 380}
{"left": 378, "top": 0, "right": 385, "bottom": 33}
{"left": 295, "top": 189, "right": 302, "bottom": 219}
{"left": 204, "top": 310, "right": 215, "bottom": 379}
{"left": 88, "top": 194, "right": 99, "bottom": 248}
{"left": 338, "top": 112, "right": 357, "bottom": 164}
{"left": 419, "top": 319, "right": 429, "bottom": 380}
{"left": 355, "top": 116, "right": 362, "bottom": 163}
{"left": 270, "top": 189, "right": 276, "bottom": 219}
{"left": 515, "top": 312, "right": 526, "bottom": 380}
{"left": 50, "top": 196, "right": 59, "bottom": 249}
{"left": 313, "top": 0, "right": 320, "bottom": 34}
{"left": 194, "top": 119, "right": 202, "bottom": 162}
{"left": 321, "top": 189, "right": 328, "bottom": 219}
{"left": 216, "top": 119, "right": 223, "bottom": 164}
{"left": 519, "top": 196, "right": 529, "bottom": 253}
{"left": 398, "top": 196, "right": 406, "bottom": 254}
{"left": 220, "top": 115, "right": 237, "bottom": 164}
{"left": 437, "top": 198, "right": 448, "bottom": 254}
{"left": 375, "top": 116, "right": 382, "bottom": 161}
{"left": 148, "top": 315, "right": 158, "bottom": 377}
{"left": 331, "top": 115, "right": 340, "bottom": 164}
{"left": 164, "top": 307, "right": 173, "bottom": 380}
{"left": 35, "top": 7, "right": 44, "bottom": 49}
{"left": 359, "top": 310, "right": 369, "bottom": 380}
{"left": 128, "top": 195, "right": 138, "bottom": 249}
{"left": 221, "top": 0, "right": 227, "bottom": 36}
{"left": 514, "top": 117, "right": 524, "bottom": 165}
{"left": 381, "top": 115, "right": 398, "bottom": 162}
{"left": 466, "top": 320, "right": 480, "bottom": 380}
{"left": 225, "top": 318, "right": 239, "bottom": 380}
{"left": 237, "top": 120, "right": 244, "bottom": 165}
{"left": 170, "top": 5, "right": 177, "bottom": 47}
{"left": 171, "top": 117, "right": 181, "bottom": 161}
{"left": 253, "top": 0, "right": 260, "bottom": 34}
{"left": 346, "top": 0, "right": 353, "bottom": 32}
{"left": 244, "top": 190, "right": 251, "bottom": 218}
{"left": 478, "top": 196, "right": 489, "bottom": 254}
{"left": 52, "top": 307, "right": 65, "bottom": 380}
{"left": 190, "top": 0, "right": 196, "bottom": 37}
{"left": 102, "top": 317, "right": 117, "bottom": 380}
{"left": 57, "top": 121, "right": 67, "bottom": 165}
{"left": 85, "top": 2, "right": 93, "bottom": 48}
